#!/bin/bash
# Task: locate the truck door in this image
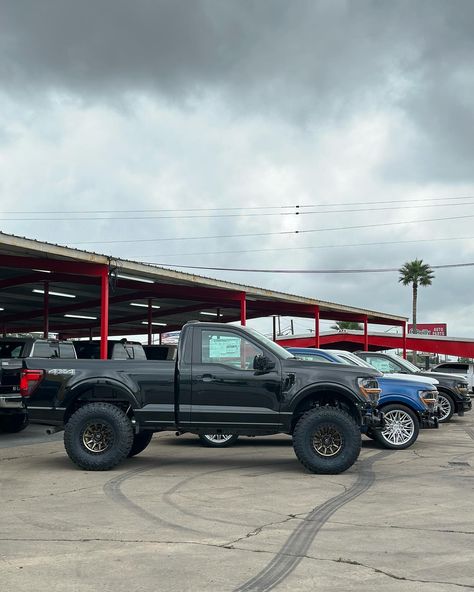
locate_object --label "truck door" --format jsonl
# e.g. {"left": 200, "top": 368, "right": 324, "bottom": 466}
{"left": 187, "top": 327, "right": 283, "bottom": 430}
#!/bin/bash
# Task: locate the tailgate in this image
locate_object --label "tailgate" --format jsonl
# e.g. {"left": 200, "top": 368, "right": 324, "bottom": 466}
{"left": 0, "top": 359, "right": 22, "bottom": 395}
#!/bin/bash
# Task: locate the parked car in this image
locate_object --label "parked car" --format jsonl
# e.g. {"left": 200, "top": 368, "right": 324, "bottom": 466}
{"left": 143, "top": 344, "right": 177, "bottom": 361}
{"left": 355, "top": 351, "right": 472, "bottom": 423}
{"left": 0, "top": 337, "right": 76, "bottom": 433}
{"left": 431, "top": 362, "right": 474, "bottom": 393}
{"left": 20, "top": 322, "right": 384, "bottom": 474}
{"left": 287, "top": 348, "right": 439, "bottom": 450}
{"left": 73, "top": 339, "right": 146, "bottom": 360}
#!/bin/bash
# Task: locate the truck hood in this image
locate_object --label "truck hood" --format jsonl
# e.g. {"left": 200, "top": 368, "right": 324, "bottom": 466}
{"left": 419, "top": 371, "right": 467, "bottom": 383}
{"left": 384, "top": 372, "right": 439, "bottom": 386}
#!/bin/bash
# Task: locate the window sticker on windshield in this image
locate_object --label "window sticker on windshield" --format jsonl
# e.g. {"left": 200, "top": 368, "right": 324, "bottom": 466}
{"left": 209, "top": 335, "right": 241, "bottom": 359}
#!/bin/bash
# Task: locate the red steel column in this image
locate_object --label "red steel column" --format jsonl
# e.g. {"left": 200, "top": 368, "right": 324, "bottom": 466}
{"left": 402, "top": 322, "right": 407, "bottom": 359}
{"left": 364, "top": 316, "right": 369, "bottom": 351}
{"left": 147, "top": 298, "right": 153, "bottom": 346}
{"left": 240, "top": 292, "right": 247, "bottom": 326}
{"left": 100, "top": 267, "right": 109, "bottom": 360}
{"left": 314, "top": 306, "right": 320, "bottom": 348}
{"left": 43, "top": 281, "right": 49, "bottom": 338}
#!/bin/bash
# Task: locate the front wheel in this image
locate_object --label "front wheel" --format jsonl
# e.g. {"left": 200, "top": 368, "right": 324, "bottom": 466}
{"left": 437, "top": 393, "right": 455, "bottom": 423}
{"left": 64, "top": 403, "right": 134, "bottom": 470}
{"left": 373, "top": 404, "right": 419, "bottom": 450}
{"left": 198, "top": 434, "right": 239, "bottom": 447}
{"left": 292, "top": 407, "right": 361, "bottom": 474}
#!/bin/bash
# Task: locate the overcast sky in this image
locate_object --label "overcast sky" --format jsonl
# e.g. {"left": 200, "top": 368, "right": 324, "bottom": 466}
{"left": 1, "top": 0, "right": 474, "bottom": 337}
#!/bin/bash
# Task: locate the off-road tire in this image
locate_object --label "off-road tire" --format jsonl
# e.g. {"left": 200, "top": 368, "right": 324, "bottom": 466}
{"left": 292, "top": 407, "right": 361, "bottom": 474}
{"left": 198, "top": 434, "right": 239, "bottom": 447}
{"left": 372, "top": 404, "right": 419, "bottom": 450}
{"left": 64, "top": 403, "right": 134, "bottom": 470}
{"left": 437, "top": 392, "right": 455, "bottom": 423}
{"left": 128, "top": 431, "right": 153, "bottom": 457}
{"left": 0, "top": 413, "right": 29, "bottom": 433}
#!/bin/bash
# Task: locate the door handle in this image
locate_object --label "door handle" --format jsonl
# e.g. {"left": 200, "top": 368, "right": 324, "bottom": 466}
{"left": 201, "top": 374, "right": 217, "bottom": 383}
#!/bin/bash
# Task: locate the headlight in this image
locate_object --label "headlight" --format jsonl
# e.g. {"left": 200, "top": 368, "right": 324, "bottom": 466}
{"left": 419, "top": 390, "right": 438, "bottom": 407}
{"left": 358, "top": 377, "right": 381, "bottom": 405}
{"left": 456, "top": 383, "right": 469, "bottom": 395}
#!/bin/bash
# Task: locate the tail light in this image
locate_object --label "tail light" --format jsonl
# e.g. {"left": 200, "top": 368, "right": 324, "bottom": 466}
{"left": 20, "top": 369, "right": 44, "bottom": 397}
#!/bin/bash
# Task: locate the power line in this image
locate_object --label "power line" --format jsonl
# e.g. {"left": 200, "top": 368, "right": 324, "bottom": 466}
{"left": 3, "top": 194, "right": 474, "bottom": 214}
{"left": 67, "top": 213, "right": 474, "bottom": 244}
{"left": 149, "top": 261, "right": 474, "bottom": 274}
{"left": 3, "top": 200, "right": 474, "bottom": 221}
{"left": 135, "top": 235, "right": 474, "bottom": 259}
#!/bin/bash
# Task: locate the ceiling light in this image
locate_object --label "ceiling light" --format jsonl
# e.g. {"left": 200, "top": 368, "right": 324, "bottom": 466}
{"left": 64, "top": 314, "right": 97, "bottom": 320}
{"left": 0, "top": 308, "right": 4, "bottom": 311}
{"left": 130, "top": 302, "right": 161, "bottom": 309}
{"left": 33, "top": 289, "right": 75, "bottom": 298}
{"left": 141, "top": 321, "right": 167, "bottom": 326}
{"left": 200, "top": 311, "right": 219, "bottom": 316}
{"left": 117, "top": 273, "right": 154, "bottom": 284}
{"left": 32, "top": 269, "right": 52, "bottom": 273}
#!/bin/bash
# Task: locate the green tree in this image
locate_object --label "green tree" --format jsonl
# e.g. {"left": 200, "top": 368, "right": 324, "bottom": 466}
{"left": 398, "top": 259, "right": 435, "bottom": 333}
{"left": 331, "top": 321, "right": 363, "bottom": 331}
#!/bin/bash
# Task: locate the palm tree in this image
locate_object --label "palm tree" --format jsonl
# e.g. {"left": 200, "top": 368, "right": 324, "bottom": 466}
{"left": 398, "top": 259, "right": 435, "bottom": 333}
{"left": 331, "top": 321, "right": 363, "bottom": 331}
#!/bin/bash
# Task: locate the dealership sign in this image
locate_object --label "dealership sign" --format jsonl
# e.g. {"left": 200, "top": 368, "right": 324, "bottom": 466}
{"left": 408, "top": 323, "right": 447, "bottom": 336}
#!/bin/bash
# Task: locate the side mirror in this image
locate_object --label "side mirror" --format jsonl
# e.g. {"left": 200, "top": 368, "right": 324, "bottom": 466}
{"left": 253, "top": 355, "right": 276, "bottom": 373}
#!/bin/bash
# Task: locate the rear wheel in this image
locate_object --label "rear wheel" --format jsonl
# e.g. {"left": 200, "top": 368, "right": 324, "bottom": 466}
{"left": 373, "top": 404, "right": 419, "bottom": 450}
{"left": 292, "top": 407, "right": 361, "bottom": 474}
{"left": 0, "top": 413, "right": 29, "bottom": 433}
{"left": 128, "top": 431, "right": 153, "bottom": 457}
{"left": 198, "top": 433, "right": 239, "bottom": 447}
{"left": 437, "top": 392, "right": 455, "bottom": 423}
{"left": 64, "top": 403, "right": 134, "bottom": 470}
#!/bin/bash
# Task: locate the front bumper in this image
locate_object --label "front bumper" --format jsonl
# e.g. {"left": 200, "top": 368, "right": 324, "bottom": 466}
{"left": 360, "top": 408, "right": 384, "bottom": 433}
{"left": 455, "top": 396, "right": 472, "bottom": 416}
{"left": 420, "top": 410, "right": 439, "bottom": 429}
{"left": 0, "top": 395, "right": 24, "bottom": 410}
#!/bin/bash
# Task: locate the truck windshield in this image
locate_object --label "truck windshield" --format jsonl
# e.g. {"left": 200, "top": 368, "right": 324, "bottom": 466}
{"left": 244, "top": 328, "right": 295, "bottom": 359}
{"left": 332, "top": 351, "right": 373, "bottom": 368}
{"left": 388, "top": 355, "right": 420, "bottom": 373}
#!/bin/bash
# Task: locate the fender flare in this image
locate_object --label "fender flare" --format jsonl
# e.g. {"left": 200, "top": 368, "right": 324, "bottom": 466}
{"left": 289, "top": 382, "right": 362, "bottom": 413}
{"left": 63, "top": 377, "right": 140, "bottom": 412}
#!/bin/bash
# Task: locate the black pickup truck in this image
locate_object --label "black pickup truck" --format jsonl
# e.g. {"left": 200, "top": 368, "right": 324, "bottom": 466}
{"left": 21, "top": 322, "right": 384, "bottom": 474}
{"left": 0, "top": 337, "right": 76, "bottom": 432}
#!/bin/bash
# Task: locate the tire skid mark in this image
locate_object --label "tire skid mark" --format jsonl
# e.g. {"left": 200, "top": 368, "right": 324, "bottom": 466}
{"left": 234, "top": 451, "right": 389, "bottom": 592}
{"left": 103, "top": 465, "right": 203, "bottom": 535}
{"left": 162, "top": 461, "right": 295, "bottom": 527}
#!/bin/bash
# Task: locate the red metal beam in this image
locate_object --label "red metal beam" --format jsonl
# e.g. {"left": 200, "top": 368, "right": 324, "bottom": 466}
{"left": 364, "top": 316, "right": 368, "bottom": 351}
{"left": 240, "top": 292, "right": 246, "bottom": 326}
{"left": 100, "top": 268, "right": 109, "bottom": 359}
{"left": 402, "top": 323, "right": 407, "bottom": 359}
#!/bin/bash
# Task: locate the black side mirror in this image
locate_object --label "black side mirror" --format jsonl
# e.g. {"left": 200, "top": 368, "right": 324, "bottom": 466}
{"left": 253, "top": 355, "right": 276, "bottom": 373}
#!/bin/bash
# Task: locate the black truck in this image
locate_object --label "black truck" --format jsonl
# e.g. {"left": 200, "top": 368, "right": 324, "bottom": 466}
{"left": 20, "top": 322, "right": 384, "bottom": 474}
{"left": 0, "top": 337, "right": 76, "bottom": 432}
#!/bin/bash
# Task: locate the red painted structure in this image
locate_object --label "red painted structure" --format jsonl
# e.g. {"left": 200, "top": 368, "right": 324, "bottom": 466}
{"left": 277, "top": 330, "right": 474, "bottom": 359}
{"left": 0, "top": 236, "right": 410, "bottom": 363}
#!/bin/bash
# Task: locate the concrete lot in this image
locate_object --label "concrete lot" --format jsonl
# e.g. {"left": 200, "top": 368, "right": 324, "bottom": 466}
{"left": 0, "top": 419, "right": 473, "bottom": 592}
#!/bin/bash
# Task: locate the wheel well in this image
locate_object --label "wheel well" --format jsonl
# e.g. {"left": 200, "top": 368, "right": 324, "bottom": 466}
{"left": 437, "top": 388, "right": 455, "bottom": 400}
{"left": 290, "top": 390, "right": 360, "bottom": 433}
{"left": 64, "top": 385, "right": 135, "bottom": 424}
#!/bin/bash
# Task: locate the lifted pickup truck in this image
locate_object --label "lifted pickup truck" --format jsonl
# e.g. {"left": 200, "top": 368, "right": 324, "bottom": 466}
{"left": 21, "top": 322, "right": 384, "bottom": 474}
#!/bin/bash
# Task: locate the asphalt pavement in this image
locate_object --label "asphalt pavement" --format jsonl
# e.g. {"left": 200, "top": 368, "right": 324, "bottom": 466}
{"left": 1, "top": 418, "right": 473, "bottom": 591}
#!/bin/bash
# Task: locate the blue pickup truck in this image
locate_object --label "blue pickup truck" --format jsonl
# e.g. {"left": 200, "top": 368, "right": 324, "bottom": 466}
{"left": 287, "top": 348, "right": 439, "bottom": 450}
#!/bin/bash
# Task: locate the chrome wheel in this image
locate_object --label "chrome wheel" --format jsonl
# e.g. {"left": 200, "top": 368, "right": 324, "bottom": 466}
{"left": 82, "top": 422, "right": 114, "bottom": 453}
{"left": 204, "top": 434, "right": 235, "bottom": 444}
{"left": 438, "top": 395, "right": 453, "bottom": 422}
{"left": 381, "top": 410, "right": 414, "bottom": 446}
{"left": 312, "top": 425, "right": 343, "bottom": 457}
